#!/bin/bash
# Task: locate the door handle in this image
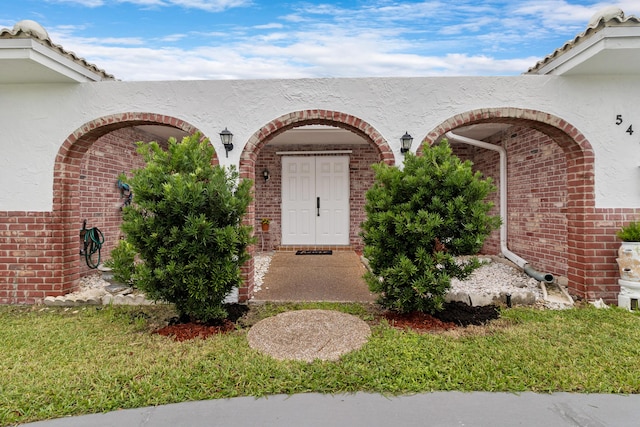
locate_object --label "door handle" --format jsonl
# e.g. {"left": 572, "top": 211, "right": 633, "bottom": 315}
{"left": 317, "top": 197, "right": 320, "bottom": 216}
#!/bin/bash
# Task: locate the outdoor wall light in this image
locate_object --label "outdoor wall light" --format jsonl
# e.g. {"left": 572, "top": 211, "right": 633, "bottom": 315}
{"left": 219, "top": 127, "right": 234, "bottom": 157}
{"left": 262, "top": 169, "right": 270, "bottom": 181}
{"left": 400, "top": 131, "right": 413, "bottom": 154}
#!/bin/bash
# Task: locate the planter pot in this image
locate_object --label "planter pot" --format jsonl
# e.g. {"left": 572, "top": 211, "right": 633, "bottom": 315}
{"left": 617, "top": 242, "right": 640, "bottom": 281}
{"left": 618, "top": 278, "right": 640, "bottom": 311}
{"left": 618, "top": 278, "right": 640, "bottom": 296}
{"left": 261, "top": 223, "right": 270, "bottom": 232}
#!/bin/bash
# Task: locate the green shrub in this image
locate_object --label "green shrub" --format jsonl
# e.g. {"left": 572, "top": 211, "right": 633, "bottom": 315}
{"left": 617, "top": 221, "right": 640, "bottom": 242}
{"left": 104, "top": 240, "right": 137, "bottom": 285}
{"left": 121, "top": 133, "right": 254, "bottom": 322}
{"left": 361, "top": 140, "right": 501, "bottom": 314}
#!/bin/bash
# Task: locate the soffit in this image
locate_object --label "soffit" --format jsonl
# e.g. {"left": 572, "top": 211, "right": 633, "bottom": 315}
{"left": 0, "top": 22, "right": 115, "bottom": 84}
{"left": 526, "top": 11, "right": 640, "bottom": 76}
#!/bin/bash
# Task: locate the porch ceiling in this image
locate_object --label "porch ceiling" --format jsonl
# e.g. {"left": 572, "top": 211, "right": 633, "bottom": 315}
{"left": 136, "top": 123, "right": 508, "bottom": 147}
{"left": 269, "top": 126, "right": 367, "bottom": 145}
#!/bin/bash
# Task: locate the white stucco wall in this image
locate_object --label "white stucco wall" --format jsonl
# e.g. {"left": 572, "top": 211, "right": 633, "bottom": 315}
{"left": 1, "top": 75, "right": 639, "bottom": 211}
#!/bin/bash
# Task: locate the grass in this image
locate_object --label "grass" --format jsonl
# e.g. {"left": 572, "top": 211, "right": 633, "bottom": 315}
{"left": 2, "top": 302, "right": 640, "bottom": 425}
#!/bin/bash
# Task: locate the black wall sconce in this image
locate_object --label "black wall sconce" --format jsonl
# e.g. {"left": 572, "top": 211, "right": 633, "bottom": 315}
{"left": 400, "top": 131, "right": 413, "bottom": 154}
{"left": 262, "top": 169, "right": 270, "bottom": 181}
{"left": 219, "top": 127, "right": 234, "bottom": 158}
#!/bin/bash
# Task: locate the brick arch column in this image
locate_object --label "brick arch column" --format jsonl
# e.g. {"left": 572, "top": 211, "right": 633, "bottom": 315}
{"left": 420, "top": 108, "right": 596, "bottom": 300}
{"left": 237, "top": 109, "right": 393, "bottom": 301}
{"left": 52, "top": 112, "right": 209, "bottom": 295}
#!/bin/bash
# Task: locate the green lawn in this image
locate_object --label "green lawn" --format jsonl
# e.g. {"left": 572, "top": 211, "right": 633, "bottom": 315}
{"left": 1, "top": 303, "right": 639, "bottom": 426}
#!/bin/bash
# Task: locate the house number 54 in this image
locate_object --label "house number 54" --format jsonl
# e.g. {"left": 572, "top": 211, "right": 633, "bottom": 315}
{"left": 616, "top": 114, "right": 634, "bottom": 135}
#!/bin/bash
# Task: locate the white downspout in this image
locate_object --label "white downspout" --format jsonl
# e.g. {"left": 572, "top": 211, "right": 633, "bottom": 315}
{"left": 445, "top": 131, "right": 554, "bottom": 284}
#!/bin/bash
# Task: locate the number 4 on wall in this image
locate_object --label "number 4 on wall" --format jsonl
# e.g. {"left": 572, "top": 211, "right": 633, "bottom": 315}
{"left": 615, "top": 114, "right": 635, "bottom": 135}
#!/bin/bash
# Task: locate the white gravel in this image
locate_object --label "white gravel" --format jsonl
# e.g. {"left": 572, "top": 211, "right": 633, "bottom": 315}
{"left": 253, "top": 252, "right": 273, "bottom": 293}
{"left": 450, "top": 257, "right": 542, "bottom": 297}
{"left": 70, "top": 273, "right": 111, "bottom": 300}
{"left": 69, "top": 253, "right": 571, "bottom": 309}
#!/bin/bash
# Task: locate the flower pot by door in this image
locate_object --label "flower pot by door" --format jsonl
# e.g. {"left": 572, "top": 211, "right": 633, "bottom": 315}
{"left": 261, "top": 223, "right": 269, "bottom": 232}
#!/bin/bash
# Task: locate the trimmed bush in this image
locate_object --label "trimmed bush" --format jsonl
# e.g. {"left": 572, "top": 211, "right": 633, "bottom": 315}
{"left": 121, "top": 133, "right": 254, "bottom": 322}
{"left": 104, "top": 239, "right": 137, "bottom": 285}
{"left": 361, "top": 140, "right": 501, "bottom": 314}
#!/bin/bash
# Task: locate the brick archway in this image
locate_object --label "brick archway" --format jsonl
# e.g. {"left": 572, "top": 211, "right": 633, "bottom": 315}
{"left": 237, "top": 110, "right": 393, "bottom": 301}
{"left": 420, "top": 108, "right": 597, "bottom": 300}
{"left": 52, "top": 113, "right": 209, "bottom": 295}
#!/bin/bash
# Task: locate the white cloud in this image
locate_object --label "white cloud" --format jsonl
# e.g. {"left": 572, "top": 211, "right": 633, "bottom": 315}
{"left": 253, "top": 23, "right": 283, "bottom": 30}
{"left": 48, "top": 0, "right": 107, "bottom": 6}
{"left": 32, "top": 0, "right": 640, "bottom": 80}
{"left": 162, "top": 0, "right": 251, "bottom": 12}
{"left": 47, "top": 0, "right": 251, "bottom": 11}
{"left": 159, "top": 33, "right": 188, "bottom": 42}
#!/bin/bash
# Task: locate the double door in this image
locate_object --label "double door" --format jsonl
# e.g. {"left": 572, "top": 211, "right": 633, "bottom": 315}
{"left": 281, "top": 156, "right": 350, "bottom": 245}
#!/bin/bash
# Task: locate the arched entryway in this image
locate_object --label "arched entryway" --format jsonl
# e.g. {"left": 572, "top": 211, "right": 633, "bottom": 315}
{"left": 52, "top": 112, "right": 209, "bottom": 295}
{"left": 238, "top": 110, "right": 393, "bottom": 301}
{"left": 420, "top": 108, "right": 602, "bottom": 300}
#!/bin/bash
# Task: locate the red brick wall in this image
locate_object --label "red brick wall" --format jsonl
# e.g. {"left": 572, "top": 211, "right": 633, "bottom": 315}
{"left": 448, "top": 123, "right": 640, "bottom": 302}
{"left": 77, "top": 128, "right": 159, "bottom": 276}
{"left": 504, "top": 127, "right": 568, "bottom": 278}
{"left": 452, "top": 127, "right": 568, "bottom": 278}
{"left": 254, "top": 143, "right": 379, "bottom": 252}
{"left": 1, "top": 113, "right": 203, "bottom": 304}
{"left": 0, "top": 127, "right": 164, "bottom": 303}
{"left": 0, "top": 212, "right": 63, "bottom": 304}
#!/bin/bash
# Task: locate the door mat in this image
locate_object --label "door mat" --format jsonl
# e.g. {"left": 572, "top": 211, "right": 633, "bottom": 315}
{"left": 296, "top": 250, "right": 333, "bottom": 255}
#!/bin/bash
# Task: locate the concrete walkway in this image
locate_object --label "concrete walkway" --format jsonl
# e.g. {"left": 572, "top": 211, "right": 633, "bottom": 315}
{"left": 252, "top": 250, "right": 376, "bottom": 302}
{"left": 24, "top": 392, "right": 640, "bottom": 426}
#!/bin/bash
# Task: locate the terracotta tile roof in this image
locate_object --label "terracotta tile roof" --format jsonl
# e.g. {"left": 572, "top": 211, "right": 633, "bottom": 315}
{"left": 0, "top": 21, "right": 115, "bottom": 81}
{"left": 526, "top": 9, "right": 640, "bottom": 74}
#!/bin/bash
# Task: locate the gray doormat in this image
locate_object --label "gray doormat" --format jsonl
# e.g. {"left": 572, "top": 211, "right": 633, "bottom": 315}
{"left": 296, "top": 250, "right": 333, "bottom": 255}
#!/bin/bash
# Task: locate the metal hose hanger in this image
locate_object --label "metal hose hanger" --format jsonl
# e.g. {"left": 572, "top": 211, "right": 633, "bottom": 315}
{"left": 82, "top": 225, "right": 104, "bottom": 269}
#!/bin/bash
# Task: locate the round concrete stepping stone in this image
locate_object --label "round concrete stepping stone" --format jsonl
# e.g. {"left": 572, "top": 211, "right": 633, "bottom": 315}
{"left": 247, "top": 309, "right": 370, "bottom": 362}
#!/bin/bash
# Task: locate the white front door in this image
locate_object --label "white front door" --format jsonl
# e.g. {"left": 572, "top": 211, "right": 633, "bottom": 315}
{"left": 281, "top": 156, "right": 350, "bottom": 245}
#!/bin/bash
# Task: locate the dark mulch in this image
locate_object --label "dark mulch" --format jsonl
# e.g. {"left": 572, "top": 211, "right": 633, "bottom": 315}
{"left": 154, "top": 301, "right": 500, "bottom": 341}
{"left": 433, "top": 301, "right": 500, "bottom": 326}
{"left": 383, "top": 301, "right": 500, "bottom": 333}
{"left": 154, "top": 304, "right": 248, "bottom": 342}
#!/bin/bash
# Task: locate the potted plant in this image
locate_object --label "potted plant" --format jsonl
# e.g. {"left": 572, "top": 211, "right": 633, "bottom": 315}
{"left": 261, "top": 218, "right": 271, "bottom": 232}
{"left": 616, "top": 220, "right": 640, "bottom": 281}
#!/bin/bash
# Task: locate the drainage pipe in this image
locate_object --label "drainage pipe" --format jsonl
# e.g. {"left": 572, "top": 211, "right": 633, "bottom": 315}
{"left": 444, "top": 131, "right": 554, "bottom": 284}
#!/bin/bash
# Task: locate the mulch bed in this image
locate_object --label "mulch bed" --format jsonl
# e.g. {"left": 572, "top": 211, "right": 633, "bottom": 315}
{"left": 383, "top": 311, "right": 458, "bottom": 333}
{"left": 383, "top": 302, "right": 501, "bottom": 333}
{"left": 155, "top": 320, "right": 235, "bottom": 341}
{"left": 153, "top": 301, "right": 500, "bottom": 341}
{"left": 154, "top": 304, "right": 247, "bottom": 342}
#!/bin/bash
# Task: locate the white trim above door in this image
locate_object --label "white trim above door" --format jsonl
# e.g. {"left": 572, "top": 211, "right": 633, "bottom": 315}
{"left": 281, "top": 156, "right": 350, "bottom": 245}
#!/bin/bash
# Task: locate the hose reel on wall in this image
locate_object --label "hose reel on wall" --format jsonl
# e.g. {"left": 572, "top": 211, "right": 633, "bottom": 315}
{"left": 80, "top": 219, "right": 104, "bottom": 269}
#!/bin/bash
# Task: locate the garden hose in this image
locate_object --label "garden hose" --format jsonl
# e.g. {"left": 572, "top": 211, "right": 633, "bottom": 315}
{"left": 82, "top": 226, "right": 105, "bottom": 269}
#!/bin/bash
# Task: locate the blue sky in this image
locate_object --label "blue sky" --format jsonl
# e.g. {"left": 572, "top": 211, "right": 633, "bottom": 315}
{"left": 2, "top": 1, "right": 639, "bottom": 80}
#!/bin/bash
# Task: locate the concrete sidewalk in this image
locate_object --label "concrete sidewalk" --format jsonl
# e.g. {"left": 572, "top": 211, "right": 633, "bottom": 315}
{"left": 24, "top": 392, "right": 640, "bottom": 426}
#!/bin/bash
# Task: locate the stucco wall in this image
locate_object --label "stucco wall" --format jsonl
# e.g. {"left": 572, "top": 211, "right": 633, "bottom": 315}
{"left": 1, "top": 75, "right": 639, "bottom": 211}
{"left": 3, "top": 74, "right": 640, "bottom": 303}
